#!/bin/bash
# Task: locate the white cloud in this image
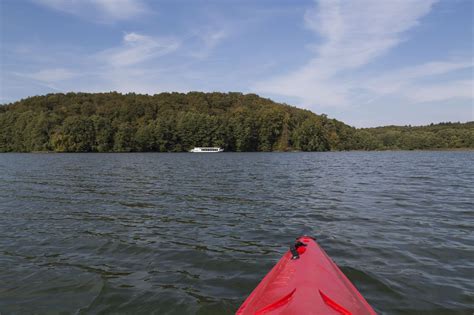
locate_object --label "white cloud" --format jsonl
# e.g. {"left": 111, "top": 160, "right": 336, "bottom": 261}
{"left": 190, "top": 29, "right": 228, "bottom": 59}
{"left": 89, "top": 32, "right": 184, "bottom": 93}
{"left": 6, "top": 68, "right": 74, "bottom": 94}
{"left": 95, "top": 0, "right": 146, "bottom": 20}
{"left": 26, "top": 68, "right": 76, "bottom": 82}
{"left": 5, "top": 32, "right": 182, "bottom": 97}
{"left": 364, "top": 60, "right": 474, "bottom": 98}
{"left": 99, "top": 32, "right": 180, "bottom": 67}
{"left": 255, "top": 0, "right": 439, "bottom": 107}
{"left": 33, "top": 0, "right": 148, "bottom": 21}
{"left": 404, "top": 80, "right": 473, "bottom": 103}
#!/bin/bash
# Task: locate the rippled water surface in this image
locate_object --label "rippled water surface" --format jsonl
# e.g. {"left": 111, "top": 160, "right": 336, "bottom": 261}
{"left": 0, "top": 152, "right": 473, "bottom": 314}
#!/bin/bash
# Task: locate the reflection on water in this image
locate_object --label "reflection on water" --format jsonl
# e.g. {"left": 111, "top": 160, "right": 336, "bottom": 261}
{"left": 0, "top": 152, "right": 473, "bottom": 314}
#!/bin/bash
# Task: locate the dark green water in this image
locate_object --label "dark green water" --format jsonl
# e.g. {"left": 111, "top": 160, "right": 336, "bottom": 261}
{"left": 0, "top": 152, "right": 473, "bottom": 315}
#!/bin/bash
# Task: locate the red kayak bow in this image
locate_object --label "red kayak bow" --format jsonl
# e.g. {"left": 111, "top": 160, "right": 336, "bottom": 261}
{"left": 236, "top": 236, "right": 377, "bottom": 315}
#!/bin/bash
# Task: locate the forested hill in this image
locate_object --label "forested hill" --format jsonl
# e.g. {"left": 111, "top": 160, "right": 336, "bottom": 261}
{"left": 0, "top": 92, "right": 356, "bottom": 152}
{"left": 0, "top": 92, "right": 472, "bottom": 152}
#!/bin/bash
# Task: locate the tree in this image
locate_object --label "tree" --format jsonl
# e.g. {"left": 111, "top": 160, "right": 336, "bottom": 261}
{"left": 92, "top": 116, "right": 114, "bottom": 152}
{"left": 51, "top": 116, "right": 95, "bottom": 152}
{"left": 1, "top": 92, "right": 472, "bottom": 152}
{"left": 293, "top": 118, "right": 330, "bottom": 151}
{"left": 135, "top": 122, "right": 156, "bottom": 151}
{"left": 113, "top": 122, "right": 136, "bottom": 152}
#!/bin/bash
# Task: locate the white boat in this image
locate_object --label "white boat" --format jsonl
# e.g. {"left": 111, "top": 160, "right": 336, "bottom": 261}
{"left": 189, "top": 147, "right": 224, "bottom": 153}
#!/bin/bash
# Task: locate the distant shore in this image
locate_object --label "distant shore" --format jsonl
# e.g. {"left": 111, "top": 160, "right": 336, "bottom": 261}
{"left": 1, "top": 92, "right": 472, "bottom": 153}
{"left": 3, "top": 148, "right": 472, "bottom": 154}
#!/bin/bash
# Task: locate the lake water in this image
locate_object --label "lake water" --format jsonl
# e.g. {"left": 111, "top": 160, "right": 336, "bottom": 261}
{"left": 0, "top": 152, "right": 473, "bottom": 314}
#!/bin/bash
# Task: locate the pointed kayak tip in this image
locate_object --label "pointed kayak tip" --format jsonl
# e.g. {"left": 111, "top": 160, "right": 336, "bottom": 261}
{"left": 236, "top": 236, "right": 377, "bottom": 315}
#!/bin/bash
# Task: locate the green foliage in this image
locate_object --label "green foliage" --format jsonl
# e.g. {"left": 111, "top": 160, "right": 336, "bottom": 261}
{"left": 292, "top": 117, "right": 330, "bottom": 151}
{"left": 0, "top": 92, "right": 472, "bottom": 152}
{"left": 51, "top": 116, "right": 95, "bottom": 152}
{"left": 91, "top": 116, "right": 114, "bottom": 152}
{"left": 359, "top": 122, "right": 474, "bottom": 150}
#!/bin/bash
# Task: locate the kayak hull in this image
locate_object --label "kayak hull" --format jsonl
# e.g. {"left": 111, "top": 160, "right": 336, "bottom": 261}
{"left": 236, "top": 236, "right": 376, "bottom": 315}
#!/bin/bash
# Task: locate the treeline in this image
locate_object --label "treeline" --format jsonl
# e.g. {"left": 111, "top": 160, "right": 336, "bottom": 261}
{"left": 356, "top": 123, "right": 474, "bottom": 150}
{"left": 0, "top": 92, "right": 472, "bottom": 152}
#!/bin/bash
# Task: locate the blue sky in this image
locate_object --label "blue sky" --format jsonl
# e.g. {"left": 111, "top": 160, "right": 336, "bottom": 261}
{"left": 1, "top": 0, "right": 472, "bottom": 127}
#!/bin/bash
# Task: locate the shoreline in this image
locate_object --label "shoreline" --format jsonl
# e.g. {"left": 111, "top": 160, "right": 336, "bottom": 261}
{"left": 1, "top": 148, "right": 473, "bottom": 154}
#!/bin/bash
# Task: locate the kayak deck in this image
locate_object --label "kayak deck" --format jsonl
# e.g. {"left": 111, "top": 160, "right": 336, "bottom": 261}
{"left": 236, "top": 236, "right": 376, "bottom": 315}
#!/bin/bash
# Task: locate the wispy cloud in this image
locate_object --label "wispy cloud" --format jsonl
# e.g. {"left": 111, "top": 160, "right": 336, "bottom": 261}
{"left": 364, "top": 60, "right": 473, "bottom": 101}
{"left": 255, "top": 0, "right": 440, "bottom": 107}
{"left": 26, "top": 68, "right": 76, "bottom": 83}
{"left": 7, "top": 68, "right": 74, "bottom": 94}
{"left": 99, "top": 32, "right": 180, "bottom": 67}
{"left": 401, "top": 79, "right": 473, "bottom": 103}
{"left": 189, "top": 29, "right": 228, "bottom": 59}
{"left": 33, "top": 0, "right": 149, "bottom": 22}
{"left": 3, "top": 32, "right": 182, "bottom": 97}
